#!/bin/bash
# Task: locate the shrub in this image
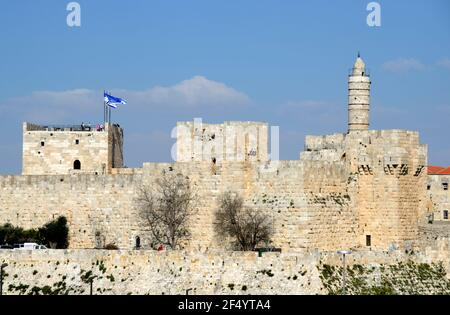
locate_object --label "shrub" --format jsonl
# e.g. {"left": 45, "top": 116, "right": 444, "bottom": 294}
{"left": 215, "top": 191, "right": 273, "bottom": 251}
{"left": 0, "top": 223, "right": 39, "bottom": 244}
{"left": 0, "top": 216, "right": 69, "bottom": 249}
{"left": 104, "top": 243, "right": 119, "bottom": 250}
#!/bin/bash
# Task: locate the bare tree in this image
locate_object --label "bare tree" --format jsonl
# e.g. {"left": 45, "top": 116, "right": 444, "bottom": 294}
{"left": 137, "top": 172, "right": 196, "bottom": 250}
{"left": 215, "top": 191, "right": 273, "bottom": 251}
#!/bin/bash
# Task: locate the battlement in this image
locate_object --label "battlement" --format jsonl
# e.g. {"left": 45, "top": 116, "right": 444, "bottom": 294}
{"left": 23, "top": 122, "right": 105, "bottom": 132}
{"left": 301, "top": 130, "right": 426, "bottom": 167}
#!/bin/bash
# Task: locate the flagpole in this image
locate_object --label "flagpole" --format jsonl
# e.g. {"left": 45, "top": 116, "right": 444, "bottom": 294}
{"left": 103, "top": 90, "right": 106, "bottom": 124}
{"left": 108, "top": 90, "right": 112, "bottom": 124}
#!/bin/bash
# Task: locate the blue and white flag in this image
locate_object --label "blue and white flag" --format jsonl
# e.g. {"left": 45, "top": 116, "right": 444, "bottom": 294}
{"left": 104, "top": 92, "right": 127, "bottom": 108}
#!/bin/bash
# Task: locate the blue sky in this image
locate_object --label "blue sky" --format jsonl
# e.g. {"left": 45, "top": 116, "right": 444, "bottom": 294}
{"left": 0, "top": 0, "right": 449, "bottom": 174}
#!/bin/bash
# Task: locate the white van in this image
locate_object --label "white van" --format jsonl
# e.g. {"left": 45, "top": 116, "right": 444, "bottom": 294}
{"left": 18, "top": 243, "right": 48, "bottom": 250}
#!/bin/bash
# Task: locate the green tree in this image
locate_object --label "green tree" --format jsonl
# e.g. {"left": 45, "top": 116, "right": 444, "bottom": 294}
{"left": 0, "top": 223, "right": 39, "bottom": 245}
{"left": 38, "top": 216, "right": 69, "bottom": 249}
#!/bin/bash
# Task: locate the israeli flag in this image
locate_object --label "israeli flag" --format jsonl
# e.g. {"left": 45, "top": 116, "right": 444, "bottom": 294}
{"left": 104, "top": 92, "right": 127, "bottom": 108}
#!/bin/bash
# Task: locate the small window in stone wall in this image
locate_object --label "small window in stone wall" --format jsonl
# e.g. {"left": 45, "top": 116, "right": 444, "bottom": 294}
{"left": 428, "top": 213, "right": 434, "bottom": 224}
{"left": 75, "top": 139, "right": 79, "bottom": 145}
{"left": 74, "top": 160, "right": 81, "bottom": 170}
{"left": 135, "top": 236, "right": 141, "bottom": 249}
{"left": 427, "top": 185, "right": 431, "bottom": 190}
{"left": 40, "top": 141, "right": 44, "bottom": 146}
{"left": 444, "top": 210, "right": 449, "bottom": 220}
{"left": 443, "top": 183, "right": 448, "bottom": 191}
{"left": 366, "top": 235, "right": 371, "bottom": 247}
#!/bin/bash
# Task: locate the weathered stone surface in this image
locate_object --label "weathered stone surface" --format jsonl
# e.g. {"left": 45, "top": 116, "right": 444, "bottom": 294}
{"left": 0, "top": 54, "right": 447, "bottom": 261}
{"left": 427, "top": 174, "right": 450, "bottom": 222}
{"left": 0, "top": 246, "right": 448, "bottom": 295}
{"left": 22, "top": 123, "right": 123, "bottom": 175}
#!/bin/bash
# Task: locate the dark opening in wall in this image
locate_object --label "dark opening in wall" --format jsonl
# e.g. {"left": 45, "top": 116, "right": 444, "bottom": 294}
{"left": 428, "top": 213, "right": 434, "bottom": 224}
{"left": 443, "top": 183, "right": 448, "bottom": 191}
{"left": 427, "top": 185, "right": 431, "bottom": 190}
{"left": 212, "top": 157, "right": 216, "bottom": 164}
{"left": 74, "top": 160, "right": 81, "bottom": 170}
{"left": 444, "top": 210, "right": 449, "bottom": 220}
{"left": 366, "top": 235, "right": 371, "bottom": 247}
{"left": 40, "top": 141, "right": 44, "bottom": 147}
{"left": 135, "top": 236, "right": 141, "bottom": 249}
{"left": 75, "top": 139, "right": 79, "bottom": 145}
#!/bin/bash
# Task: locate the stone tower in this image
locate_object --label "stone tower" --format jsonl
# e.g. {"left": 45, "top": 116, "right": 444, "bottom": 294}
{"left": 22, "top": 122, "right": 124, "bottom": 175}
{"left": 348, "top": 53, "right": 371, "bottom": 132}
{"left": 176, "top": 120, "right": 268, "bottom": 162}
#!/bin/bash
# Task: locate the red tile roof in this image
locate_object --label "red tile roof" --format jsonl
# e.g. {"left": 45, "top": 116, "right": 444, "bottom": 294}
{"left": 428, "top": 166, "right": 450, "bottom": 175}
{"left": 438, "top": 167, "right": 450, "bottom": 175}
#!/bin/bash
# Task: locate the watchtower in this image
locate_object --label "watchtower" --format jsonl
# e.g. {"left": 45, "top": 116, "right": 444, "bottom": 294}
{"left": 22, "top": 122, "right": 123, "bottom": 175}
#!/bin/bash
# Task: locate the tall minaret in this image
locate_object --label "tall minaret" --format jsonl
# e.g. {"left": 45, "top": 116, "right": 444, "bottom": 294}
{"left": 348, "top": 53, "right": 371, "bottom": 132}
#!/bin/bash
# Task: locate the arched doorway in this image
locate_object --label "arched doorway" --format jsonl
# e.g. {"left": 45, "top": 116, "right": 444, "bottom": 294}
{"left": 74, "top": 160, "right": 81, "bottom": 170}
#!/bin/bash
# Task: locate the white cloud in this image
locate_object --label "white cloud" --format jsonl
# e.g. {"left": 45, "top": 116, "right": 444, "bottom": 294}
{"left": 437, "top": 58, "right": 450, "bottom": 70}
{"left": 116, "top": 76, "right": 250, "bottom": 109}
{"left": 0, "top": 76, "right": 251, "bottom": 122}
{"left": 382, "top": 58, "right": 426, "bottom": 73}
{"left": 0, "top": 89, "right": 99, "bottom": 122}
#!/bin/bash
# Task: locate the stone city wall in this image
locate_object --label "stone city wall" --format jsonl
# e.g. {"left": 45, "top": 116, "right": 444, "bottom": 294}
{"left": 2, "top": 123, "right": 439, "bottom": 253}
{"left": 0, "top": 159, "right": 355, "bottom": 252}
{"left": 0, "top": 246, "right": 449, "bottom": 295}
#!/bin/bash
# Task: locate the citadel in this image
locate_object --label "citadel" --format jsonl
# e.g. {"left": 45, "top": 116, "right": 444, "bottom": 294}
{"left": 1, "top": 55, "right": 449, "bottom": 294}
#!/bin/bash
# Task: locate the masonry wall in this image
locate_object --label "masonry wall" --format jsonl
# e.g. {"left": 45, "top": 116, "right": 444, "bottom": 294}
{"left": 427, "top": 174, "right": 450, "bottom": 221}
{"left": 5, "top": 120, "right": 437, "bottom": 253}
{"left": 176, "top": 121, "right": 269, "bottom": 162}
{"left": 301, "top": 130, "right": 428, "bottom": 250}
{"left": 348, "top": 130, "right": 427, "bottom": 250}
{"left": 22, "top": 123, "right": 123, "bottom": 175}
{"left": 0, "top": 250, "right": 324, "bottom": 295}
{"left": 418, "top": 223, "right": 450, "bottom": 249}
{"left": 109, "top": 124, "right": 124, "bottom": 169}
{"left": 0, "top": 159, "right": 357, "bottom": 252}
{"left": 0, "top": 246, "right": 448, "bottom": 295}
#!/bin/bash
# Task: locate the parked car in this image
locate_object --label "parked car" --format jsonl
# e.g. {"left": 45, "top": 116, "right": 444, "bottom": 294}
{"left": 0, "top": 244, "right": 14, "bottom": 249}
{"left": 17, "top": 243, "right": 48, "bottom": 250}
